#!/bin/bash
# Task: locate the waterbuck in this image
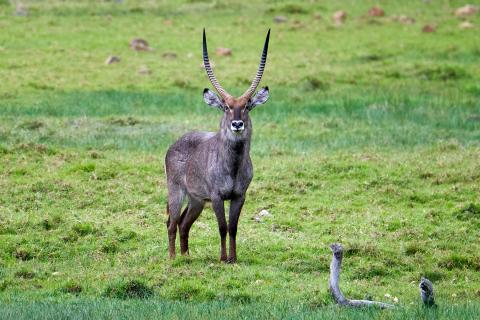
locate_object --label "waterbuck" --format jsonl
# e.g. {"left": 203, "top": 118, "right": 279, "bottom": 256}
{"left": 165, "top": 29, "right": 271, "bottom": 263}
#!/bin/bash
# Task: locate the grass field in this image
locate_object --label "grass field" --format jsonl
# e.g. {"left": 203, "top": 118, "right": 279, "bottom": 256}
{"left": 1, "top": 0, "right": 480, "bottom": 318}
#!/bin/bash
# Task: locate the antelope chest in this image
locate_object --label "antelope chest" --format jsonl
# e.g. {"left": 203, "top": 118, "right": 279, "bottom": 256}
{"left": 217, "top": 172, "right": 252, "bottom": 200}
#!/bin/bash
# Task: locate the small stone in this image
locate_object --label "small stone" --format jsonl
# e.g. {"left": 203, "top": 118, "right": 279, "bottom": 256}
{"left": 105, "top": 55, "right": 120, "bottom": 65}
{"left": 333, "top": 10, "right": 347, "bottom": 26}
{"left": 216, "top": 47, "right": 232, "bottom": 57}
{"left": 258, "top": 209, "right": 270, "bottom": 217}
{"left": 254, "top": 209, "right": 271, "bottom": 222}
{"left": 422, "top": 24, "right": 437, "bottom": 33}
{"left": 455, "top": 5, "right": 478, "bottom": 18}
{"left": 274, "top": 16, "right": 288, "bottom": 23}
{"left": 138, "top": 65, "right": 151, "bottom": 75}
{"left": 130, "top": 38, "right": 151, "bottom": 51}
{"left": 459, "top": 21, "right": 474, "bottom": 29}
{"left": 368, "top": 6, "right": 385, "bottom": 17}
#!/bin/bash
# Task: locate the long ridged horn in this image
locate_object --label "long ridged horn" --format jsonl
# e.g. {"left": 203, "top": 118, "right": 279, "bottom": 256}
{"left": 203, "top": 28, "right": 231, "bottom": 100}
{"left": 241, "top": 29, "right": 270, "bottom": 100}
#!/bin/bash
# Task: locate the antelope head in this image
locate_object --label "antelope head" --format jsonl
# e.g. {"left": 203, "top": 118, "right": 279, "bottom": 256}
{"left": 202, "top": 29, "right": 270, "bottom": 139}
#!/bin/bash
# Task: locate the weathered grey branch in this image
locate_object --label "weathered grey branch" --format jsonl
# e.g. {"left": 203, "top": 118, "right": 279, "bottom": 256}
{"left": 329, "top": 243, "right": 395, "bottom": 309}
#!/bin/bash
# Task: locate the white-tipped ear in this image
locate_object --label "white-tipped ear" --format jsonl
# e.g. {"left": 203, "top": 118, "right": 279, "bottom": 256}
{"left": 203, "top": 88, "right": 225, "bottom": 110}
{"left": 247, "top": 86, "right": 269, "bottom": 110}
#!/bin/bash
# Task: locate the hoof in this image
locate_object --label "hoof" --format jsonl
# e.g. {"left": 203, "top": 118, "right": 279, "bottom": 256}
{"left": 226, "top": 257, "right": 237, "bottom": 264}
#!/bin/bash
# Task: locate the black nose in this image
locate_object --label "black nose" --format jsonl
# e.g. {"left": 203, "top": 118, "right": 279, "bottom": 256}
{"left": 232, "top": 120, "right": 244, "bottom": 129}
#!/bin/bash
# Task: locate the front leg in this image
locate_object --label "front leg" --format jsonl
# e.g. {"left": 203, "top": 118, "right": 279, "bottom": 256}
{"left": 227, "top": 195, "right": 245, "bottom": 264}
{"left": 212, "top": 197, "right": 227, "bottom": 262}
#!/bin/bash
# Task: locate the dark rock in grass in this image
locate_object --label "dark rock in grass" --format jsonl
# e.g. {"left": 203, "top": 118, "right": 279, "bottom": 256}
{"left": 368, "top": 6, "right": 385, "bottom": 17}
{"left": 130, "top": 38, "right": 152, "bottom": 51}
{"left": 103, "top": 280, "right": 154, "bottom": 299}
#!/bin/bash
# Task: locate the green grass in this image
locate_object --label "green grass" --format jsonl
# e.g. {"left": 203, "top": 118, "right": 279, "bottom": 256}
{"left": 1, "top": 0, "right": 480, "bottom": 318}
{"left": 1, "top": 299, "right": 480, "bottom": 320}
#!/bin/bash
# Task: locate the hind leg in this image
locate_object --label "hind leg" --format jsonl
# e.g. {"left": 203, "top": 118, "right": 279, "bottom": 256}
{"left": 166, "top": 184, "right": 185, "bottom": 259}
{"left": 179, "top": 198, "right": 204, "bottom": 255}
